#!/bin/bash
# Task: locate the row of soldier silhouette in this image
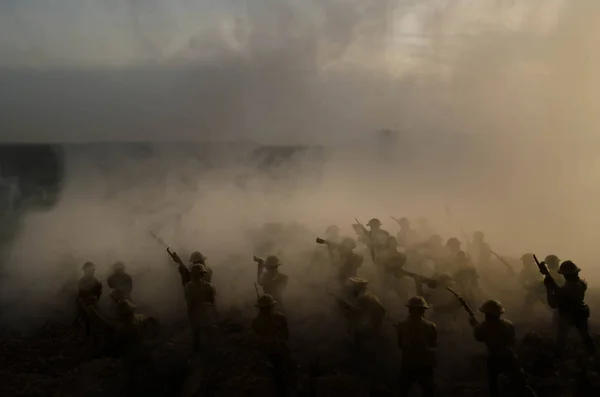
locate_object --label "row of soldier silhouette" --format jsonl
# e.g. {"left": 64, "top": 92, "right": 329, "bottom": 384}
{"left": 74, "top": 217, "right": 596, "bottom": 396}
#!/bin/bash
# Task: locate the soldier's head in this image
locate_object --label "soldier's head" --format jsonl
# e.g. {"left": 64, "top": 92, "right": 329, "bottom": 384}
{"left": 520, "top": 253, "right": 535, "bottom": 267}
{"left": 115, "top": 299, "right": 136, "bottom": 319}
{"left": 340, "top": 237, "right": 357, "bottom": 251}
{"left": 112, "top": 261, "right": 126, "bottom": 273}
{"left": 190, "top": 264, "right": 208, "bottom": 281}
{"left": 325, "top": 225, "right": 340, "bottom": 239}
{"left": 348, "top": 277, "right": 369, "bottom": 296}
{"left": 557, "top": 260, "right": 580, "bottom": 279}
{"left": 265, "top": 255, "right": 282, "bottom": 271}
{"left": 544, "top": 255, "right": 560, "bottom": 271}
{"left": 255, "top": 294, "right": 277, "bottom": 312}
{"left": 473, "top": 231, "right": 484, "bottom": 241}
{"left": 82, "top": 261, "right": 96, "bottom": 277}
{"left": 189, "top": 251, "right": 206, "bottom": 265}
{"left": 479, "top": 299, "right": 505, "bottom": 319}
{"left": 398, "top": 217, "right": 410, "bottom": 229}
{"left": 446, "top": 237, "right": 461, "bottom": 253}
{"left": 405, "top": 296, "right": 429, "bottom": 317}
{"left": 367, "top": 218, "right": 382, "bottom": 230}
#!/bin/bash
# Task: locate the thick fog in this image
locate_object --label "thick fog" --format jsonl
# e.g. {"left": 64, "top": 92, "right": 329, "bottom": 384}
{"left": 1, "top": 1, "right": 600, "bottom": 328}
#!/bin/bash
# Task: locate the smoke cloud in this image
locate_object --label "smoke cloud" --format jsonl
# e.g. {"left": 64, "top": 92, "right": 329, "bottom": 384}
{"left": 2, "top": 0, "right": 600, "bottom": 329}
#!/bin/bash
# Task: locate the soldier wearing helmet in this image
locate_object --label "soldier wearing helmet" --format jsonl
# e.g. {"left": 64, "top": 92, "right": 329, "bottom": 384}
{"left": 333, "top": 237, "right": 364, "bottom": 285}
{"left": 184, "top": 263, "right": 217, "bottom": 353}
{"left": 107, "top": 261, "right": 133, "bottom": 304}
{"left": 395, "top": 217, "right": 421, "bottom": 249}
{"left": 189, "top": 251, "right": 213, "bottom": 282}
{"left": 107, "top": 299, "right": 158, "bottom": 394}
{"left": 469, "top": 299, "right": 538, "bottom": 397}
{"left": 544, "top": 260, "right": 595, "bottom": 356}
{"left": 76, "top": 261, "right": 103, "bottom": 337}
{"left": 378, "top": 236, "right": 409, "bottom": 300}
{"left": 338, "top": 277, "right": 386, "bottom": 347}
{"left": 425, "top": 273, "right": 461, "bottom": 330}
{"left": 469, "top": 231, "right": 492, "bottom": 267}
{"left": 519, "top": 253, "right": 552, "bottom": 316}
{"left": 256, "top": 255, "right": 289, "bottom": 308}
{"left": 325, "top": 225, "right": 341, "bottom": 242}
{"left": 444, "top": 240, "right": 479, "bottom": 303}
{"left": 252, "top": 294, "right": 292, "bottom": 395}
{"left": 364, "top": 218, "right": 390, "bottom": 264}
{"left": 396, "top": 296, "right": 437, "bottom": 397}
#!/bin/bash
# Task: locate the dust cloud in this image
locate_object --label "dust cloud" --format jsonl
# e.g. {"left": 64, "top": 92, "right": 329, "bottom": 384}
{"left": 1, "top": 1, "right": 600, "bottom": 329}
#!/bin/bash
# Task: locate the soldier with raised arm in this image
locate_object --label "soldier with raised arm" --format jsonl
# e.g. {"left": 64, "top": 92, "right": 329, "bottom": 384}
{"left": 542, "top": 259, "right": 595, "bottom": 357}
{"left": 256, "top": 255, "right": 289, "bottom": 307}
{"left": 184, "top": 264, "right": 217, "bottom": 354}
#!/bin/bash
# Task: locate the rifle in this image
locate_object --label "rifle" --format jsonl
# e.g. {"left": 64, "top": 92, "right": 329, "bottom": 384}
{"left": 490, "top": 250, "right": 516, "bottom": 275}
{"left": 533, "top": 254, "right": 559, "bottom": 292}
{"left": 446, "top": 287, "right": 478, "bottom": 322}
{"left": 398, "top": 268, "right": 437, "bottom": 289}
{"left": 149, "top": 231, "right": 190, "bottom": 286}
{"left": 328, "top": 292, "right": 360, "bottom": 313}
{"left": 354, "top": 218, "right": 376, "bottom": 263}
{"left": 254, "top": 282, "right": 261, "bottom": 299}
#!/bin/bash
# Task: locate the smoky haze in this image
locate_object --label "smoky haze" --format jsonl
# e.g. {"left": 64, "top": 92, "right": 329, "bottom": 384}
{"left": 1, "top": 0, "right": 600, "bottom": 329}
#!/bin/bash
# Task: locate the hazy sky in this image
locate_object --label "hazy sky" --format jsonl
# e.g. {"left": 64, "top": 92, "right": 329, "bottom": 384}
{"left": 2, "top": 0, "right": 597, "bottom": 144}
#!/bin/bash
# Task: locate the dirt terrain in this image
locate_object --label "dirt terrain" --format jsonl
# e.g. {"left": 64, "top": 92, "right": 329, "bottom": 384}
{"left": 1, "top": 291, "right": 600, "bottom": 397}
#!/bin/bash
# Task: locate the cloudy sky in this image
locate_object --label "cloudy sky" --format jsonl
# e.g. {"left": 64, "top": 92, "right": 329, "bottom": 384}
{"left": 2, "top": 0, "right": 597, "bottom": 143}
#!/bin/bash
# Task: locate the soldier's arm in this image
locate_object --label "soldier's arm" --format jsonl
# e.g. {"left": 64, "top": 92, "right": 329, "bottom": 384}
{"left": 396, "top": 323, "right": 403, "bottom": 348}
{"left": 280, "top": 315, "right": 290, "bottom": 341}
{"left": 473, "top": 324, "right": 485, "bottom": 342}
{"left": 107, "top": 275, "right": 115, "bottom": 289}
{"left": 506, "top": 321, "right": 516, "bottom": 348}
{"left": 209, "top": 284, "right": 216, "bottom": 306}
{"left": 428, "top": 324, "right": 438, "bottom": 348}
{"left": 95, "top": 280, "right": 103, "bottom": 299}
{"left": 127, "top": 274, "right": 133, "bottom": 293}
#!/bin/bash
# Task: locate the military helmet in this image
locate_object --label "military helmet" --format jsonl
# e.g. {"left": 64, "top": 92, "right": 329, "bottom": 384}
{"left": 255, "top": 294, "right": 277, "bottom": 308}
{"left": 189, "top": 251, "right": 206, "bottom": 264}
{"left": 325, "top": 225, "right": 340, "bottom": 234}
{"left": 479, "top": 299, "right": 505, "bottom": 316}
{"left": 341, "top": 237, "right": 357, "bottom": 249}
{"left": 436, "top": 273, "right": 454, "bottom": 286}
{"left": 112, "top": 261, "right": 125, "bottom": 269}
{"left": 398, "top": 217, "right": 410, "bottom": 226}
{"left": 520, "top": 253, "right": 534, "bottom": 261}
{"left": 405, "top": 296, "right": 429, "bottom": 309}
{"left": 473, "top": 231, "right": 484, "bottom": 239}
{"left": 190, "top": 264, "right": 208, "bottom": 274}
{"left": 349, "top": 277, "right": 369, "bottom": 287}
{"left": 367, "top": 218, "right": 382, "bottom": 227}
{"left": 544, "top": 255, "right": 560, "bottom": 269}
{"left": 115, "top": 299, "right": 137, "bottom": 314}
{"left": 265, "top": 255, "right": 282, "bottom": 268}
{"left": 82, "top": 261, "right": 96, "bottom": 270}
{"left": 446, "top": 237, "right": 461, "bottom": 247}
{"left": 558, "top": 260, "right": 580, "bottom": 275}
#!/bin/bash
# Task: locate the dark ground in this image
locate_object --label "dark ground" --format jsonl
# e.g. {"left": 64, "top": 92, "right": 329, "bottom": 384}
{"left": 1, "top": 293, "right": 600, "bottom": 397}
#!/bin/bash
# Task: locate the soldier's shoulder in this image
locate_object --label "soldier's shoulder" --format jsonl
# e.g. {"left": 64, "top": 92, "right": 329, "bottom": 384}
{"left": 422, "top": 318, "right": 436, "bottom": 329}
{"left": 273, "top": 311, "right": 288, "bottom": 321}
{"left": 500, "top": 318, "right": 515, "bottom": 328}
